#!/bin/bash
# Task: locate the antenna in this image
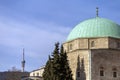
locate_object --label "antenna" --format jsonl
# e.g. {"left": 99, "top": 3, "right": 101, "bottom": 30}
{"left": 21, "top": 48, "right": 25, "bottom": 72}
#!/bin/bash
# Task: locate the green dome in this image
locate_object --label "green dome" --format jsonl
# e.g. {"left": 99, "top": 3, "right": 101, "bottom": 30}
{"left": 67, "top": 17, "right": 120, "bottom": 41}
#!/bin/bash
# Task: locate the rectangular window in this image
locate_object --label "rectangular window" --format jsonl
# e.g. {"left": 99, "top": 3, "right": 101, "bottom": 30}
{"left": 100, "top": 70, "right": 104, "bottom": 76}
{"left": 37, "top": 73, "right": 39, "bottom": 76}
{"left": 113, "top": 72, "right": 117, "bottom": 78}
{"left": 91, "top": 41, "right": 95, "bottom": 47}
{"left": 69, "top": 44, "right": 72, "bottom": 50}
{"left": 77, "top": 72, "right": 80, "bottom": 77}
{"left": 33, "top": 73, "right": 35, "bottom": 76}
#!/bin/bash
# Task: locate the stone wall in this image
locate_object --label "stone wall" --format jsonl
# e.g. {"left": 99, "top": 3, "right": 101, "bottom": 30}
{"left": 67, "top": 50, "right": 90, "bottom": 80}
{"left": 91, "top": 49, "right": 120, "bottom": 80}
{"left": 63, "top": 37, "right": 110, "bottom": 52}
{"left": 63, "top": 37, "right": 120, "bottom": 80}
{"left": 109, "top": 37, "right": 120, "bottom": 49}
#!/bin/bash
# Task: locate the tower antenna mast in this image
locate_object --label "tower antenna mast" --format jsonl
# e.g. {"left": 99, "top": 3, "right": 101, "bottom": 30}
{"left": 21, "top": 48, "right": 25, "bottom": 72}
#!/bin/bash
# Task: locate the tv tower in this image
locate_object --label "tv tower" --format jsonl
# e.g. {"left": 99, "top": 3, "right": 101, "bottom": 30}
{"left": 21, "top": 48, "right": 25, "bottom": 72}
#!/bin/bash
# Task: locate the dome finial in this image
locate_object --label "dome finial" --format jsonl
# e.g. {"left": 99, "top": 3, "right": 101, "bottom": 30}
{"left": 96, "top": 7, "right": 99, "bottom": 17}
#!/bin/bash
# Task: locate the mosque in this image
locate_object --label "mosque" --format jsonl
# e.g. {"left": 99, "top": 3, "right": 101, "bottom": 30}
{"left": 22, "top": 8, "right": 120, "bottom": 80}
{"left": 63, "top": 8, "right": 120, "bottom": 80}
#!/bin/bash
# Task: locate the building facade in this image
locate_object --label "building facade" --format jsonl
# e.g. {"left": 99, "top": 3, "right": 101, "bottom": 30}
{"left": 30, "top": 66, "right": 44, "bottom": 77}
{"left": 22, "top": 66, "right": 44, "bottom": 80}
{"left": 21, "top": 67, "right": 44, "bottom": 80}
{"left": 63, "top": 16, "right": 120, "bottom": 80}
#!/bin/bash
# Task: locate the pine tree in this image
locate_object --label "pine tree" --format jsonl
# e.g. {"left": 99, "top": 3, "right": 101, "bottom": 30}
{"left": 43, "top": 56, "right": 53, "bottom": 80}
{"left": 43, "top": 43, "right": 73, "bottom": 80}
{"left": 52, "top": 42, "right": 61, "bottom": 80}
{"left": 60, "top": 45, "right": 73, "bottom": 80}
{"left": 43, "top": 43, "right": 60, "bottom": 80}
{"left": 59, "top": 45, "right": 66, "bottom": 79}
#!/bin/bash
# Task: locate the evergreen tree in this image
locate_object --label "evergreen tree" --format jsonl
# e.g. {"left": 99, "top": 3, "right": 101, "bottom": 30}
{"left": 52, "top": 42, "right": 61, "bottom": 80}
{"left": 60, "top": 45, "right": 73, "bottom": 80}
{"left": 59, "top": 45, "right": 66, "bottom": 79}
{"left": 43, "top": 43, "right": 73, "bottom": 80}
{"left": 43, "top": 56, "right": 53, "bottom": 80}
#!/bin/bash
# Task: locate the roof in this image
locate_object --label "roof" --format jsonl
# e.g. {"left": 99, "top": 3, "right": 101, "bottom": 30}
{"left": 67, "top": 17, "right": 120, "bottom": 41}
{"left": 31, "top": 66, "right": 45, "bottom": 72}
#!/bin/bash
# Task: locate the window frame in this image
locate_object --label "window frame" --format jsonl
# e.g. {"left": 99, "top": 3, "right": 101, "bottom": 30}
{"left": 112, "top": 68, "right": 117, "bottom": 78}
{"left": 77, "top": 71, "right": 80, "bottom": 77}
{"left": 100, "top": 70, "right": 104, "bottom": 76}
{"left": 69, "top": 43, "right": 73, "bottom": 50}
{"left": 37, "top": 72, "right": 39, "bottom": 76}
{"left": 99, "top": 67, "right": 104, "bottom": 77}
{"left": 91, "top": 41, "right": 95, "bottom": 47}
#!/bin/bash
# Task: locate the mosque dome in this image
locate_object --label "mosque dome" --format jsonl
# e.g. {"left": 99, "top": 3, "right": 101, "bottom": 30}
{"left": 67, "top": 17, "right": 120, "bottom": 41}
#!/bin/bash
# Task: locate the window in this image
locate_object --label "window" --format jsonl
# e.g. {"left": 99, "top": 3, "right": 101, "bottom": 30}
{"left": 113, "top": 72, "right": 117, "bottom": 78}
{"left": 68, "top": 43, "right": 73, "bottom": 51}
{"left": 77, "top": 72, "right": 80, "bottom": 77}
{"left": 113, "top": 68, "right": 117, "bottom": 78}
{"left": 69, "top": 44, "right": 72, "bottom": 50}
{"left": 67, "top": 45, "right": 69, "bottom": 51}
{"left": 100, "top": 70, "right": 104, "bottom": 76}
{"left": 91, "top": 41, "right": 95, "bottom": 47}
{"left": 100, "top": 67, "right": 104, "bottom": 76}
{"left": 33, "top": 73, "right": 35, "bottom": 76}
{"left": 37, "top": 73, "right": 39, "bottom": 76}
{"left": 117, "top": 42, "right": 120, "bottom": 48}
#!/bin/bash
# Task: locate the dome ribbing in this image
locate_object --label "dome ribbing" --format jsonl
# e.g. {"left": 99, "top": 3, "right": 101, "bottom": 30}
{"left": 67, "top": 17, "right": 120, "bottom": 41}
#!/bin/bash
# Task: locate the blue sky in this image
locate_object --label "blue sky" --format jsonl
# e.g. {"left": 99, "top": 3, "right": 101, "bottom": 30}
{"left": 0, "top": 0, "right": 120, "bottom": 72}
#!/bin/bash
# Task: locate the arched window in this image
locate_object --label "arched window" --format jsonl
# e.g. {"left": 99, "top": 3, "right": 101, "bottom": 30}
{"left": 100, "top": 67, "right": 104, "bottom": 76}
{"left": 91, "top": 41, "right": 95, "bottom": 47}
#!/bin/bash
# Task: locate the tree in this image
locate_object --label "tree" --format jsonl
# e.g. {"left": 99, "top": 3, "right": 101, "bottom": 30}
{"left": 43, "top": 43, "right": 73, "bottom": 80}
{"left": 43, "top": 42, "right": 60, "bottom": 80}
{"left": 52, "top": 42, "right": 61, "bottom": 80}
{"left": 43, "top": 56, "right": 53, "bottom": 80}
{"left": 60, "top": 45, "right": 73, "bottom": 80}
